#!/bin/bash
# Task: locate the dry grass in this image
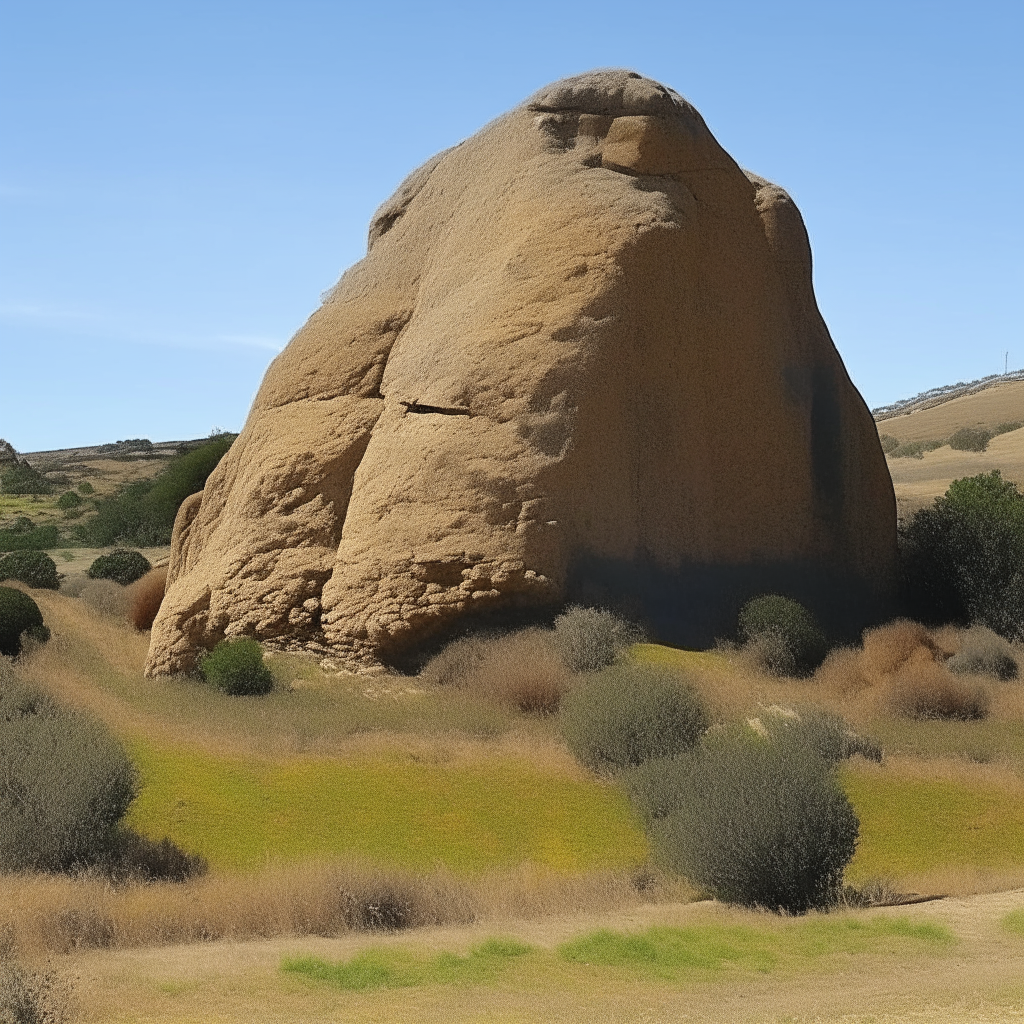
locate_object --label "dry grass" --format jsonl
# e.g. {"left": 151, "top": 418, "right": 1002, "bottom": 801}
{"left": 885, "top": 662, "right": 991, "bottom": 721}
{"left": 0, "top": 861, "right": 687, "bottom": 956}
{"left": 127, "top": 567, "right": 167, "bottom": 631}
{"left": 419, "top": 629, "right": 571, "bottom": 714}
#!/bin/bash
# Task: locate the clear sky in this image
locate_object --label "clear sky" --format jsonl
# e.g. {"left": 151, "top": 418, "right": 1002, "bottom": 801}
{"left": 2, "top": 0, "right": 1021, "bottom": 452}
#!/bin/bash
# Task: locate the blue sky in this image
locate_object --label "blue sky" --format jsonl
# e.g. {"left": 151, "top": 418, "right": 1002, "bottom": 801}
{"left": 2, "top": 0, "right": 1021, "bottom": 452}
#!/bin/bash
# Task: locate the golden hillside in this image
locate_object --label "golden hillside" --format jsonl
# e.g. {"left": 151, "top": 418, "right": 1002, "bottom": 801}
{"left": 875, "top": 378, "right": 1024, "bottom": 515}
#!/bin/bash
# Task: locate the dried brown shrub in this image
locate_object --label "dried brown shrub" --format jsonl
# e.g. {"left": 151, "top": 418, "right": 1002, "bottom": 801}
{"left": 127, "top": 567, "right": 166, "bottom": 631}
{"left": 421, "top": 629, "right": 571, "bottom": 714}
{"left": 861, "top": 619, "right": 944, "bottom": 678}
{"left": 886, "top": 660, "right": 991, "bottom": 721}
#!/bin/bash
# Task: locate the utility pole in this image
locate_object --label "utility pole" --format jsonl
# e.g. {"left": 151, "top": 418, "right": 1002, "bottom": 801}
{"left": 1006, "top": 352, "right": 1009, "bottom": 375}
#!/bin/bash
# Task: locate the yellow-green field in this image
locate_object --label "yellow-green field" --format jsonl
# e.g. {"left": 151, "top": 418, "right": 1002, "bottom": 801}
{"left": 125, "top": 740, "right": 645, "bottom": 872}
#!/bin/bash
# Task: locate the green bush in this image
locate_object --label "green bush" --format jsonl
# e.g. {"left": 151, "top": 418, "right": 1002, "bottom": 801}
{"left": 552, "top": 605, "right": 645, "bottom": 674}
{"left": 0, "top": 523, "right": 60, "bottom": 552}
{"left": 55, "top": 490, "right": 83, "bottom": 511}
{"left": 995, "top": 421, "right": 1023, "bottom": 437}
{"left": 644, "top": 729, "right": 859, "bottom": 913}
{"left": 559, "top": 663, "right": 709, "bottom": 773}
{"left": 0, "top": 587, "right": 50, "bottom": 657}
{"left": 900, "top": 470, "right": 1024, "bottom": 639}
{"left": 949, "top": 426, "right": 992, "bottom": 452}
{"left": 87, "top": 549, "right": 151, "bottom": 586}
{"left": 0, "top": 460, "right": 51, "bottom": 495}
{"left": 878, "top": 433, "right": 900, "bottom": 454}
{"left": 947, "top": 626, "right": 1018, "bottom": 680}
{"left": 83, "top": 434, "right": 235, "bottom": 546}
{"left": 0, "top": 550, "right": 60, "bottom": 590}
{"left": 77, "top": 480, "right": 95, "bottom": 495}
{"left": 737, "top": 595, "right": 828, "bottom": 676}
{"left": 200, "top": 638, "right": 274, "bottom": 696}
{"left": 0, "top": 681, "right": 138, "bottom": 872}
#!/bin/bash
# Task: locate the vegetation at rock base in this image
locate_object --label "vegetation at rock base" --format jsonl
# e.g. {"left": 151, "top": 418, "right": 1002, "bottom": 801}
{"left": 737, "top": 594, "right": 829, "bottom": 676}
{"left": 200, "top": 637, "right": 275, "bottom": 696}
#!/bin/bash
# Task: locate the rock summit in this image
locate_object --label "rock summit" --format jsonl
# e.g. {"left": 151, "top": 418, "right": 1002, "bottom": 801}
{"left": 146, "top": 69, "right": 896, "bottom": 676}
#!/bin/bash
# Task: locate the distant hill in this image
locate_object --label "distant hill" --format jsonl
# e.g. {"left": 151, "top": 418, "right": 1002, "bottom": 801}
{"left": 874, "top": 376, "right": 1024, "bottom": 516}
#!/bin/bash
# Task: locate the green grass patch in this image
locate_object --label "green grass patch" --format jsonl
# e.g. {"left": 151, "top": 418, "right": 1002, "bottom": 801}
{"left": 282, "top": 917, "right": 951, "bottom": 993}
{"left": 125, "top": 739, "right": 646, "bottom": 872}
{"left": 843, "top": 765, "right": 1024, "bottom": 880}
{"left": 631, "top": 643, "right": 732, "bottom": 674}
{"left": 558, "top": 917, "right": 952, "bottom": 981}
{"left": 282, "top": 937, "right": 533, "bottom": 991}
{"left": 1003, "top": 910, "right": 1024, "bottom": 937}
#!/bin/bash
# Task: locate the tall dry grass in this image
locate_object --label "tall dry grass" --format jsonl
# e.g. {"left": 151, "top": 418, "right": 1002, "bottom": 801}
{"left": 420, "top": 629, "right": 571, "bottom": 714}
{"left": 0, "top": 861, "right": 689, "bottom": 956}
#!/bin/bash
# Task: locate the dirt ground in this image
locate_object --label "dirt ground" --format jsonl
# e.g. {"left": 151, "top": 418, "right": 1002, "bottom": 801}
{"left": 63, "top": 889, "right": 1024, "bottom": 1023}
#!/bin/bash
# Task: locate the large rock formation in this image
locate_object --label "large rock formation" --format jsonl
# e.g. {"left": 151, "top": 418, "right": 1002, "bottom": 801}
{"left": 146, "top": 69, "right": 897, "bottom": 676}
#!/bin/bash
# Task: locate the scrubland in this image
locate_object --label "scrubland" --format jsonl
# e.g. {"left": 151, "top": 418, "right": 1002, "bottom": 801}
{"left": 5, "top": 588, "right": 1024, "bottom": 1021}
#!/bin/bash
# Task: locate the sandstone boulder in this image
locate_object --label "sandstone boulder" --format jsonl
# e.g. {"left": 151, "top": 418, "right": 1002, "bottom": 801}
{"left": 146, "top": 69, "right": 897, "bottom": 676}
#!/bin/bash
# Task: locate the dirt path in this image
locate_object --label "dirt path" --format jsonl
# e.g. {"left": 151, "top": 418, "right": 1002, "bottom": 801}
{"left": 66, "top": 890, "right": 1024, "bottom": 1023}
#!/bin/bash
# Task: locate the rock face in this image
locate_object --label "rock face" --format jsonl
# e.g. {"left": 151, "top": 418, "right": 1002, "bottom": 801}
{"left": 146, "top": 70, "right": 897, "bottom": 676}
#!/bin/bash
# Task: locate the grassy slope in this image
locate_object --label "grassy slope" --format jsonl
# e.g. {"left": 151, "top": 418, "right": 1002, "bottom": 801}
{"left": 14, "top": 591, "right": 1024, "bottom": 887}
{"left": 21, "top": 587, "right": 645, "bottom": 874}
{"left": 125, "top": 741, "right": 644, "bottom": 872}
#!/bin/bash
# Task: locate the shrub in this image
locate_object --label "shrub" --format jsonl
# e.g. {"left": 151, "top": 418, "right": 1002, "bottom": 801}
{"left": 886, "top": 661, "right": 990, "bottom": 720}
{"left": 83, "top": 433, "right": 235, "bottom": 546}
{"left": 755, "top": 705, "right": 883, "bottom": 764}
{"left": 200, "top": 638, "right": 274, "bottom": 696}
{"left": 0, "top": 524, "right": 60, "bottom": 553}
{"left": 737, "top": 594, "right": 828, "bottom": 676}
{"left": 0, "top": 551, "right": 59, "bottom": 590}
{"left": 900, "top": 470, "right": 1024, "bottom": 638}
{"left": 949, "top": 426, "right": 992, "bottom": 452}
{"left": 99, "top": 830, "right": 207, "bottom": 884}
{"left": 878, "top": 433, "right": 900, "bottom": 454}
{"left": 552, "top": 606, "right": 646, "bottom": 673}
{"left": 559, "top": 663, "right": 709, "bottom": 773}
{"left": 0, "top": 681, "right": 138, "bottom": 872}
{"left": 87, "top": 549, "right": 151, "bottom": 586}
{"left": 995, "top": 421, "right": 1023, "bottom": 437}
{"left": 128, "top": 567, "right": 167, "bottom": 631}
{"left": 0, "top": 461, "right": 51, "bottom": 495}
{"left": 647, "top": 730, "right": 859, "bottom": 913}
{"left": 0, "top": 933, "right": 74, "bottom": 1024}
{"left": 76, "top": 481, "right": 95, "bottom": 495}
{"left": 55, "top": 491, "right": 83, "bottom": 511}
{"left": 860, "top": 619, "right": 939, "bottom": 677}
{"left": 888, "top": 439, "right": 945, "bottom": 459}
{"left": 0, "top": 587, "right": 50, "bottom": 657}
{"left": 947, "top": 626, "right": 1018, "bottom": 680}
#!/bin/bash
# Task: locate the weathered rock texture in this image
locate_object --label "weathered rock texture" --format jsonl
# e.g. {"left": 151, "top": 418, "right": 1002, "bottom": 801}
{"left": 146, "top": 69, "right": 897, "bottom": 676}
